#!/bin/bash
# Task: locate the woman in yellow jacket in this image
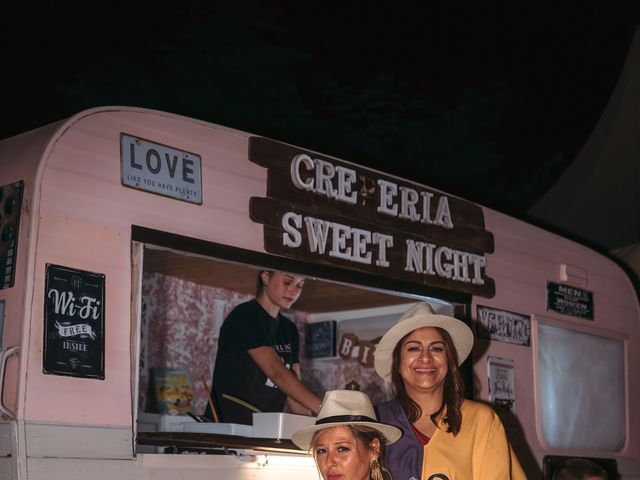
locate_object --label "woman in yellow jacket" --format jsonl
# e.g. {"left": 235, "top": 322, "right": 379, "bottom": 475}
{"left": 374, "top": 302, "right": 526, "bottom": 480}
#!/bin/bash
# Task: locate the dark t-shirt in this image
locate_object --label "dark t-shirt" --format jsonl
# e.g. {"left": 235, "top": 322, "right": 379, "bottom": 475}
{"left": 208, "top": 299, "right": 300, "bottom": 424}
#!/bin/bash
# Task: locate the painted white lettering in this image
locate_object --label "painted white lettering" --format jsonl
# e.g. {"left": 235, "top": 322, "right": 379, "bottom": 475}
{"left": 351, "top": 227, "right": 372, "bottom": 264}
{"left": 329, "top": 222, "right": 352, "bottom": 260}
{"left": 290, "top": 155, "right": 358, "bottom": 205}
{"left": 434, "top": 246, "right": 453, "bottom": 278}
{"left": 404, "top": 241, "right": 482, "bottom": 284}
{"left": 405, "top": 239, "right": 424, "bottom": 273}
{"left": 62, "top": 324, "right": 91, "bottom": 336}
{"left": 291, "top": 154, "right": 314, "bottom": 191}
{"left": 282, "top": 212, "right": 302, "bottom": 247}
{"left": 359, "top": 343, "right": 374, "bottom": 365}
{"left": 404, "top": 240, "right": 436, "bottom": 275}
{"left": 424, "top": 242, "right": 436, "bottom": 274}
{"left": 433, "top": 197, "right": 453, "bottom": 230}
{"left": 399, "top": 187, "right": 421, "bottom": 221}
{"left": 62, "top": 341, "right": 88, "bottom": 352}
{"left": 452, "top": 251, "right": 470, "bottom": 282}
{"left": 377, "top": 181, "right": 454, "bottom": 230}
{"left": 48, "top": 289, "right": 76, "bottom": 316}
{"left": 373, "top": 233, "right": 393, "bottom": 267}
{"left": 377, "top": 179, "right": 398, "bottom": 216}
{"left": 420, "top": 191, "right": 434, "bottom": 225}
{"left": 453, "top": 250, "right": 469, "bottom": 283}
{"left": 468, "top": 253, "right": 487, "bottom": 285}
{"left": 78, "top": 296, "right": 100, "bottom": 320}
{"left": 304, "top": 217, "right": 332, "bottom": 254}
{"left": 335, "top": 166, "right": 357, "bottom": 204}
{"left": 434, "top": 196, "right": 454, "bottom": 229}
{"left": 340, "top": 336, "right": 354, "bottom": 356}
{"left": 314, "top": 159, "right": 337, "bottom": 197}
{"left": 291, "top": 213, "right": 389, "bottom": 266}
{"left": 48, "top": 289, "right": 103, "bottom": 320}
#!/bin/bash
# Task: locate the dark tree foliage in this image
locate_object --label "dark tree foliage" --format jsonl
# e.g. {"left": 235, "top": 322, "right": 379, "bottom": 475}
{"left": 2, "top": 0, "right": 638, "bottom": 217}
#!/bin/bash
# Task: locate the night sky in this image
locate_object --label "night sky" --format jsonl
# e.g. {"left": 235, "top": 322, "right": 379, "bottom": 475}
{"left": 2, "top": 1, "right": 639, "bottom": 219}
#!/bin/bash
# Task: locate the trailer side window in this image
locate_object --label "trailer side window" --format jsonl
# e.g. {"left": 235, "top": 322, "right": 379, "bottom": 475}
{"left": 537, "top": 324, "right": 625, "bottom": 451}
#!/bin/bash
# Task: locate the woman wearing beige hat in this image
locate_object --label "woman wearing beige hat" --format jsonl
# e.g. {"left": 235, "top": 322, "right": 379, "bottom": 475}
{"left": 373, "top": 302, "right": 526, "bottom": 480}
{"left": 292, "top": 389, "right": 403, "bottom": 480}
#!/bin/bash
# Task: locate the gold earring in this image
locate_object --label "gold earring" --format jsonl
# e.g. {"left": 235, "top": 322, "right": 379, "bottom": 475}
{"left": 370, "top": 459, "right": 383, "bottom": 480}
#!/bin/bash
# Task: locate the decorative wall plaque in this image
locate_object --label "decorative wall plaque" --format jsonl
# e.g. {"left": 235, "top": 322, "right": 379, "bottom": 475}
{"left": 488, "top": 356, "right": 516, "bottom": 412}
{"left": 305, "top": 320, "right": 337, "bottom": 358}
{"left": 43, "top": 264, "right": 105, "bottom": 379}
{"left": 476, "top": 305, "right": 531, "bottom": 346}
{"left": 547, "top": 281, "right": 594, "bottom": 320}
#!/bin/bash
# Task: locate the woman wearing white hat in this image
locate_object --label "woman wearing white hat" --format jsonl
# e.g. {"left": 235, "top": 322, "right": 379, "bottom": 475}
{"left": 373, "top": 302, "right": 525, "bottom": 480}
{"left": 292, "top": 389, "right": 403, "bottom": 480}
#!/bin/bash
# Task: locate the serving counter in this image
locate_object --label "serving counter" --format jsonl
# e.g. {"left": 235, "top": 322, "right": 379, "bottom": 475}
{"left": 137, "top": 431, "right": 305, "bottom": 455}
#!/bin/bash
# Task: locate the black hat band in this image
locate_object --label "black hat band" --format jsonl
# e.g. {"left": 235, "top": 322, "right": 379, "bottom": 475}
{"left": 316, "top": 414, "right": 378, "bottom": 426}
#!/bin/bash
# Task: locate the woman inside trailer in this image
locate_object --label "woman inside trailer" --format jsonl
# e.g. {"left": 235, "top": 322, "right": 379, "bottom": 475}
{"left": 206, "top": 270, "right": 323, "bottom": 424}
{"left": 374, "top": 302, "right": 526, "bottom": 479}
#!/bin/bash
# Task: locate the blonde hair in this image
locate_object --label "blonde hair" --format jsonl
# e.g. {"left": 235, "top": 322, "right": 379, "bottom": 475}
{"left": 309, "top": 425, "right": 390, "bottom": 479}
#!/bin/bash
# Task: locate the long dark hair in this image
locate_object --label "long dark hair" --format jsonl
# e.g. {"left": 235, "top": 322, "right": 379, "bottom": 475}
{"left": 390, "top": 327, "right": 465, "bottom": 435}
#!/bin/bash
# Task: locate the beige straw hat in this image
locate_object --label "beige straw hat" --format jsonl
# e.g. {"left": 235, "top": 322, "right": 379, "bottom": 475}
{"left": 374, "top": 302, "right": 474, "bottom": 381}
{"left": 291, "top": 389, "right": 402, "bottom": 451}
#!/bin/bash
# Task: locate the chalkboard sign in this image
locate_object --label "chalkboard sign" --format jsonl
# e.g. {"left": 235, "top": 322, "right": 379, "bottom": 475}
{"left": 305, "top": 320, "right": 337, "bottom": 359}
{"left": 547, "top": 281, "right": 594, "bottom": 320}
{"left": 43, "top": 264, "right": 105, "bottom": 379}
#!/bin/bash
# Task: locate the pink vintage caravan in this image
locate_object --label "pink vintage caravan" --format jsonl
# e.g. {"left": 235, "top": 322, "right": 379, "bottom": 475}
{"left": 0, "top": 106, "right": 638, "bottom": 479}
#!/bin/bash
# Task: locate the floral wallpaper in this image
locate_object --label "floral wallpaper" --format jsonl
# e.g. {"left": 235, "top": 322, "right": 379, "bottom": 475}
{"left": 140, "top": 272, "right": 392, "bottom": 416}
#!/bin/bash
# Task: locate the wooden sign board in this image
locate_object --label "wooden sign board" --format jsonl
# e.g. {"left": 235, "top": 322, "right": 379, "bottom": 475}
{"left": 249, "top": 136, "right": 495, "bottom": 297}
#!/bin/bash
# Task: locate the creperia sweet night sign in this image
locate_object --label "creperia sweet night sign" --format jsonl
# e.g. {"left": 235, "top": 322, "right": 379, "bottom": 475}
{"left": 249, "top": 137, "right": 495, "bottom": 297}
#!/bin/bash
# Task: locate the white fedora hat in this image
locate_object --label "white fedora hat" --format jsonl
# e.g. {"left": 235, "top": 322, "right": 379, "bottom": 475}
{"left": 291, "top": 389, "right": 402, "bottom": 451}
{"left": 374, "top": 302, "right": 474, "bottom": 381}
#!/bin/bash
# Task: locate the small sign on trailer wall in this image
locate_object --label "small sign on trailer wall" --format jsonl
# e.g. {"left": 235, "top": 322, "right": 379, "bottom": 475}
{"left": 488, "top": 356, "right": 516, "bottom": 431}
{"left": 43, "top": 264, "right": 105, "bottom": 379}
{"left": 476, "top": 305, "right": 531, "bottom": 346}
{"left": 121, "top": 133, "right": 202, "bottom": 204}
{"left": 305, "top": 320, "right": 337, "bottom": 358}
{"left": 547, "top": 281, "right": 594, "bottom": 320}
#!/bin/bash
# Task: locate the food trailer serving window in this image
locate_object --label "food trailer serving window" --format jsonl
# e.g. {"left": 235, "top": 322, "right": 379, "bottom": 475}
{"left": 537, "top": 324, "right": 625, "bottom": 451}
